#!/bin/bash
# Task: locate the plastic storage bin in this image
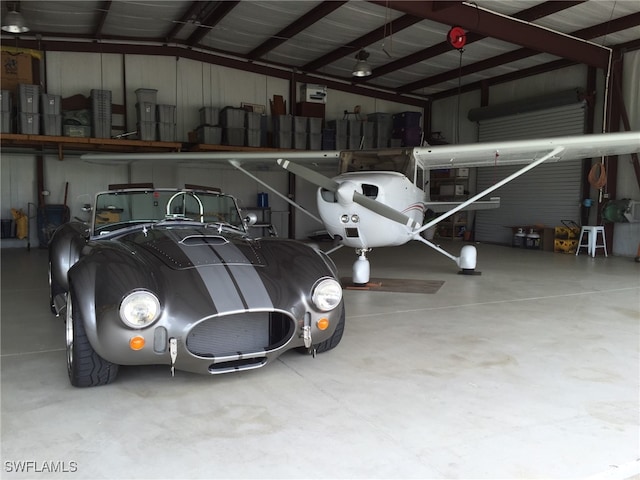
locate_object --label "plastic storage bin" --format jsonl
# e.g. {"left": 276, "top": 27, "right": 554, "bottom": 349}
{"left": 246, "top": 129, "right": 261, "bottom": 147}
{"left": 245, "top": 112, "right": 261, "bottom": 130}
{"left": 392, "top": 111, "right": 422, "bottom": 129}
{"left": 220, "top": 107, "right": 245, "bottom": 128}
{"left": 157, "top": 122, "right": 176, "bottom": 142}
{"left": 137, "top": 121, "right": 157, "bottom": 141}
{"left": 136, "top": 102, "right": 156, "bottom": 122}
{"left": 223, "top": 127, "right": 245, "bottom": 146}
{"left": 0, "top": 111, "right": 11, "bottom": 133}
{"left": 326, "top": 119, "right": 348, "bottom": 136}
{"left": 156, "top": 105, "right": 176, "bottom": 123}
{"left": 199, "top": 107, "right": 219, "bottom": 126}
{"left": 273, "top": 131, "right": 292, "bottom": 148}
{"left": 41, "top": 94, "right": 61, "bottom": 115}
{"left": 294, "top": 131, "right": 307, "bottom": 149}
{"left": 308, "top": 133, "right": 322, "bottom": 150}
{"left": 18, "top": 84, "right": 40, "bottom": 113}
{"left": 42, "top": 114, "right": 62, "bottom": 136}
{"left": 294, "top": 116, "right": 308, "bottom": 132}
{"left": 196, "top": 125, "right": 221, "bottom": 144}
{"left": 273, "top": 115, "right": 292, "bottom": 132}
{"left": 135, "top": 88, "right": 157, "bottom": 104}
{"left": 18, "top": 112, "right": 39, "bottom": 134}
{"left": 0, "top": 90, "right": 11, "bottom": 112}
{"left": 308, "top": 117, "right": 322, "bottom": 134}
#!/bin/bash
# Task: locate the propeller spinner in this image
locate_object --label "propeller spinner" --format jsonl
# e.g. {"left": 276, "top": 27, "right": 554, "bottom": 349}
{"left": 277, "top": 159, "right": 420, "bottom": 231}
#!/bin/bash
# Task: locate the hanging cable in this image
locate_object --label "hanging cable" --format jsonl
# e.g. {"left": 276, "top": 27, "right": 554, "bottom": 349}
{"left": 588, "top": 162, "right": 607, "bottom": 189}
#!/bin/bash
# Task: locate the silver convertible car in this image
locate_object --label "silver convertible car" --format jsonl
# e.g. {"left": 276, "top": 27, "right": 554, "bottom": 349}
{"left": 49, "top": 185, "right": 345, "bottom": 387}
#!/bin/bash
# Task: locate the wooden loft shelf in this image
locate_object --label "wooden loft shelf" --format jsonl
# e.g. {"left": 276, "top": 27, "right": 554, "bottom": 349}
{"left": 0, "top": 133, "right": 183, "bottom": 159}
{"left": 1, "top": 133, "right": 298, "bottom": 159}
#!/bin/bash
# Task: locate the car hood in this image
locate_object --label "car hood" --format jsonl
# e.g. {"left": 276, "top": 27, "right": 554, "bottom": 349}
{"left": 122, "top": 227, "right": 266, "bottom": 269}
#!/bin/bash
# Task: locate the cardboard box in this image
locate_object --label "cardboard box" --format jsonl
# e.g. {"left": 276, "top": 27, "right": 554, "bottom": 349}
{"left": 457, "top": 167, "right": 469, "bottom": 178}
{"left": 1, "top": 51, "right": 34, "bottom": 95}
{"left": 95, "top": 211, "right": 120, "bottom": 224}
{"left": 63, "top": 125, "right": 91, "bottom": 137}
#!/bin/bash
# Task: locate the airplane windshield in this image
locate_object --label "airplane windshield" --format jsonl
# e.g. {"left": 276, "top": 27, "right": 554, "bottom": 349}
{"left": 339, "top": 150, "right": 427, "bottom": 191}
{"left": 93, "top": 190, "right": 243, "bottom": 235}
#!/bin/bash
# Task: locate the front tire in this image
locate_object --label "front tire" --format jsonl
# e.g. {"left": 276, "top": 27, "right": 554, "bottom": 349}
{"left": 66, "top": 288, "right": 119, "bottom": 387}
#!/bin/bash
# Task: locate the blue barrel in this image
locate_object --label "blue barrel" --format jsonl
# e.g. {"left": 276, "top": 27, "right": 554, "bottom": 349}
{"left": 257, "top": 192, "right": 269, "bottom": 208}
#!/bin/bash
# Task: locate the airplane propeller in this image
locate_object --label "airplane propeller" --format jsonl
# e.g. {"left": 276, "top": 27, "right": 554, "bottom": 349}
{"left": 277, "top": 159, "right": 339, "bottom": 192}
{"left": 351, "top": 192, "right": 421, "bottom": 230}
{"left": 277, "top": 158, "right": 421, "bottom": 231}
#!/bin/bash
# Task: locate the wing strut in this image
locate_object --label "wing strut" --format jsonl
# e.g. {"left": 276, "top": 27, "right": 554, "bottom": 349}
{"left": 228, "top": 159, "right": 324, "bottom": 225}
{"left": 415, "top": 146, "right": 565, "bottom": 236}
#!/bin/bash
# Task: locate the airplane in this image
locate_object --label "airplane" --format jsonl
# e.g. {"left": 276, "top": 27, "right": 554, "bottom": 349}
{"left": 82, "top": 131, "right": 640, "bottom": 285}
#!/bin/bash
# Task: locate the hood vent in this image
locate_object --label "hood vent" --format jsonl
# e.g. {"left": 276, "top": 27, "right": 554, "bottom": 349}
{"left": 180, "top": 235, "right": 229, "bottom": 246}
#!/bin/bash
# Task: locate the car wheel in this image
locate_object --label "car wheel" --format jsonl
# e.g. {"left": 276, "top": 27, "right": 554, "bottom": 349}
{"left": 66, "top": 288, "right": 119, "bottom": 387}
{"left": 48, "top": 261, "right": 64, "bottom": 316}
{"left": 298, "top": 304, "right": 346, "bottom": 354}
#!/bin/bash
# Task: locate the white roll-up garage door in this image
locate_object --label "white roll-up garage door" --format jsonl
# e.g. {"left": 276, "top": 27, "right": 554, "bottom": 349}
{"left": 474, "top": 101, "right": 587, "bottom": 245}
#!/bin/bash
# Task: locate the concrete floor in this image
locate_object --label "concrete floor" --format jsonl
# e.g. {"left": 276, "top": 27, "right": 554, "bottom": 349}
{"left": 1, "top": 240, "right": 639, "bottom": 479}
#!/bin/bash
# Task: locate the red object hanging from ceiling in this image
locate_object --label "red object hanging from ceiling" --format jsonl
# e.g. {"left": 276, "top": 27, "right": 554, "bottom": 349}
{"left": 448, "top": 26, "right": 467, "bottom": 50}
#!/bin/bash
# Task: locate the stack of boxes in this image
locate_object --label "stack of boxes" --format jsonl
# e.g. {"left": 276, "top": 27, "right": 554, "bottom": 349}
{"left": 0, "top": 90, "right": 11, "bottom": 133}
{"left": 293, "top": 116, "right": 307, "bottom": 150}
{"left": 91, "top": 89, "right": 112, "bottom": 138}
{"left": 135, "top": 88, "right": 157, "bottom": 141}
{"left": 18, "top": 84, "right": 40, "bottom": 134}
{"left": 392, "top": 111, "right": 422, "bottom": 147}
{"left": 157, "top": 104, "right": 176, "bottom": 142}
{"left": 308, "top": 117, "right": 322, "bottom": 150}
{"left": 347, "top": 119, "right": 365, "bottom": 149}
{"left": 321, "top": 128, "right": 335, "bottom": 150}
{"left": 245, "top": 110, "right": 261, "bottom": 147}
{"left": 273, "top": 115, "right": 292, "bottom": 148}
{"left": 326, "top": 119, "right": 348, "bottom": 149}
{"left": 220, "top": 107, "right": 246, "bottom": 146}
{"left": 195, "top": 106, "right": 221, "bottom": 144}
{"left": 553, "top": 223, "right": 580, "bottom": 253}
{"left": 366, "top": 113, "right": 392, "bottom": 148}
{"left": 41, "top": 92, "right": 62, "bottom": 136}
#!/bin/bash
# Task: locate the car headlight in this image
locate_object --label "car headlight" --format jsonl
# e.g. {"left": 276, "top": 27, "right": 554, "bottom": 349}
{"left": 312, "top": 278, "right": 343, "bottom": 312}
{"left": 119, "top": 290, "right": 161, "bottom": 329}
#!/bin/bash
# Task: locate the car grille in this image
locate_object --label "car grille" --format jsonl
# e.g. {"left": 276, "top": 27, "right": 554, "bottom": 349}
{"left": 186, "top": 311, "right": 295, "bottom": 357}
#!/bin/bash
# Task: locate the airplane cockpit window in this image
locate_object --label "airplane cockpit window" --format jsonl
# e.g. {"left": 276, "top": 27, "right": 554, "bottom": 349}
{"left": 361, "top": 184, "right": 378, "bottom": 199}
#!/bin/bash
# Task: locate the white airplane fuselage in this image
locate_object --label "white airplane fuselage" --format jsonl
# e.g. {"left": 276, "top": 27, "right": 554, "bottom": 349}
{"left": 317, "top": 171, "right": 425, "bottom": 249}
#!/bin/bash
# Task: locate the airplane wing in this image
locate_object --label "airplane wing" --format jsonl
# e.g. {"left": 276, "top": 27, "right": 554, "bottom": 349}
{"left": 411, "top": 131, "right": 640, "bottom": 169}
{"left": 424, "top": 198, "right": 500, "bottom": 213}
{"left": 81, "top": 150, "right": 341, "bottom": 167}
{"left": 81, "top": 132, "right": 638, "bottom": 170}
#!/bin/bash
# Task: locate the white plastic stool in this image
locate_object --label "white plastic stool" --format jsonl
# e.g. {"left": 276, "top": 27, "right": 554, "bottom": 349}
{"left": 575, "top": 226, "right": 608, "bottom": 257}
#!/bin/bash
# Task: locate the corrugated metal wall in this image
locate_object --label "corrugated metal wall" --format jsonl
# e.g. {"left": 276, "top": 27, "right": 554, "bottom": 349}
{"left": 474, "top": 102, "right": 586, "bottom": 244}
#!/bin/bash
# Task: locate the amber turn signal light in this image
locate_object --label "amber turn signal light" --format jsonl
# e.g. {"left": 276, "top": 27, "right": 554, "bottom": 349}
{"left": 316, "top": 318, "right": 330, "bottom": 330}
{"left": 129, "top": 335, "right": 145, "bottom": 350}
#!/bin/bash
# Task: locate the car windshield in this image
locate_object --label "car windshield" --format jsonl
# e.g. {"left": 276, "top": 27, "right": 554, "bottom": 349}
{"left": 93, "top": 189, "right": 244, "bottom": 235}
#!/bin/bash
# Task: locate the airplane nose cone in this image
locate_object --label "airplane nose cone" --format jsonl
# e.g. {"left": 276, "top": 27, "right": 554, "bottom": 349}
{"left": 336, "top": 181, "right": 358, "bottom": 205}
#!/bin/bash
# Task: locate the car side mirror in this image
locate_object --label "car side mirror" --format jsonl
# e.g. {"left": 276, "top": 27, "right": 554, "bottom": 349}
{"left": 243, "top": 212, "right": 258, "bottom": 226}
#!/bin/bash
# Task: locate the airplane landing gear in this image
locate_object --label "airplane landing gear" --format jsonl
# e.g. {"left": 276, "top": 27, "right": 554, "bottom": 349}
{"left": 353, "top": 248, "right": 371, "bottom": 285}
{"left": 458, "top": 245, "right": 481, "bottom": 275}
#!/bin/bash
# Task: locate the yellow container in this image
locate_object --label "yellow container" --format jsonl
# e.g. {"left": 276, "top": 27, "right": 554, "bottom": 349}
{"left": 554, "top": 238, "right": 578, "bottom": 253}
{"left": 555, "top": 225, "right": 579, "bottom": 239}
